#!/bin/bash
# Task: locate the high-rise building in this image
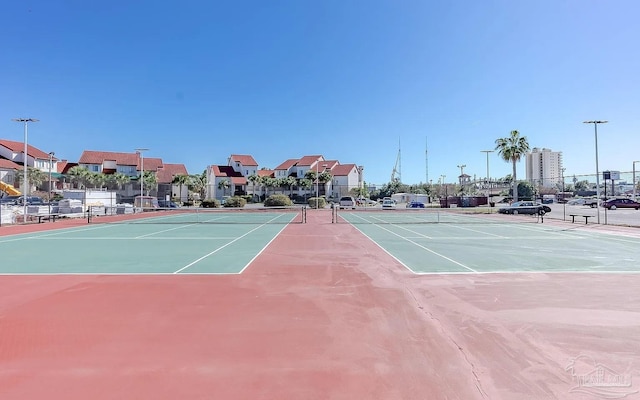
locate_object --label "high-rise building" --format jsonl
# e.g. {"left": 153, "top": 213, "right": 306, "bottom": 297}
{"left": 526, "top": 148, "right": 563, "bottom": 188}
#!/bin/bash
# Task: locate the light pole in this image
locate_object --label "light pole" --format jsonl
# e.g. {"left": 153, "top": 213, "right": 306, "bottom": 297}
{"left": 481, "top": 151, "right": 493, "bottom": 209}
{"left": 633, "top": 161, "right": 640, "bottom": 201}
{"left": 135, "top": 148, "right": 149, "bottom": 209}
{"left": 315, "top": 162, "right": 319, "bottom": 206}
{"left": 12, "top": 118, "right": 39, "bottom": 222}
{"left": 583, "top": 120, "right": 607, "bottom": 224}
{"left": 561, "top": 167, "right": 566, "bottom": 221}
{"left": 48, "top": 151, "right": 55, "bottom": 215}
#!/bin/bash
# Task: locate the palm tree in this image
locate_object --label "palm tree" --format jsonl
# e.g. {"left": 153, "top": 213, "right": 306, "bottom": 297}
{"left": 283, "top": 176, "right": 297, "bottom": 198}
{"left": 67, "top": 166, "right": 90, "bottom": 189}
{"left": 318, "top": 170, "right": 333, "bottom": 197}
{"left": 188, "top": 173, "right": 206, "bottom": 203}
{"left": 13, "top": 167, "right": 47, "bottom": 194}
{"left": 172, "top": 174, "right": 190, "bottom": 203}
{"left": 112, "top": 172, "right": 131, "bottom": 190}
{"left": 247, "top": 174, "right": 261, "bottom": 202}
{"left": 298, "top": 178, "right": 313, "bottom": 200}
{"left": 262, "top": 177, "right": 276, "bottom": 198}
{"left": 87, "top": 171, "right": 107, "bottom": 188}
{"left": 495, "top": 130, "right": 530, "bottom": 202}
{"left": 143, "top": 171, "right": 157, "bottom": 196}
{"left": 217, "top": 179, "right": 230, "bottom": 198}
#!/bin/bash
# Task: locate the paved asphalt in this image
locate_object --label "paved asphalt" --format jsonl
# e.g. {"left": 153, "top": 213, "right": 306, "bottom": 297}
{"left": 539, "top": 202, "right": 640, "bottom": 228}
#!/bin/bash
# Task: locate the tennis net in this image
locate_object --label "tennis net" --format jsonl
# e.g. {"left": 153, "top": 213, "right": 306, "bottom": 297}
{"left": 88, "top": 206, "right": 307, "bottom": 224}
{"left": 332, "top": 206, "right": 544, "bottom": 224}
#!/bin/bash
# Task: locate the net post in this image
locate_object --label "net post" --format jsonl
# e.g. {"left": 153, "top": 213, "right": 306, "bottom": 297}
{"left": 86, "top": 206, "right": 91, "bottom": 223}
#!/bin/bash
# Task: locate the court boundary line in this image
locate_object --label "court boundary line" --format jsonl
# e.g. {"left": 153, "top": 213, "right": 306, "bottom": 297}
{"left": 173, "top": 214, "right": 293, "bottom": 274}
{"left": 343, "top": 218, "right": 476, "bottom": 274}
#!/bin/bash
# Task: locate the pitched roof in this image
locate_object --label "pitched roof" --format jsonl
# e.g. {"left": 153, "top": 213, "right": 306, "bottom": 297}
{"left": 274, "top": 159, "right": 299, "bottom": 170}
{"left": 0, "top": 139, "right": 57, "bottom": 160}
{"left": 79, "top": 150, "right": 138, "bottom": 166}
{"left": 229, "top": 154, "right": 258, "bottom": 166}
{"left": 212, "top": 165, "right": 244, "bottom": 178}
{"left": 297, "top": 155, "right": 323, "bottom": 167}
{"left": 257, "top": 169, "right": 274, "bottom": 178}
{"left": 156, "top": 163, "right": 189, "bottom": 184}
{"left": 0, "top": 158, "right": 21, "bottom": 170}
{"left": 142, "top": 157, "right": 163, "bottom": 172}
{"left": 57, "top": 160, "right": 77, "bottom": 174}
{"left": 330, "top": 163, "right": 357, "bottom": 176}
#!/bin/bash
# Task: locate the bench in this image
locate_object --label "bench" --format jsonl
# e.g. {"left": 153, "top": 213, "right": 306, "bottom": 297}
{"left": 569, "top": 214, "right": 591, "bottom": 224}
{"left": 31, "top": 213, "right": 61, "bottom": 223}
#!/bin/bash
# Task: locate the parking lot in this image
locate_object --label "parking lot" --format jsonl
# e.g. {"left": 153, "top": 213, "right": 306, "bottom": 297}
{"left": 538, "top": 202, "right": 640, "bottom": 227}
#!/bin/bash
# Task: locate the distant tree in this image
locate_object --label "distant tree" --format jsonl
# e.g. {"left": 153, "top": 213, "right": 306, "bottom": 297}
{"left": 67, "top": 166, "right": 90, "bottom": 189}
{"left": 13, "top": 167, "right": 47, "bottom": 193}
{"left": 143, "top": 171, "right": 157, "bottom": 195}
{"left": 495, "top": 130, "right": 530, "bottom": 202}
{"left": 112, "top": 172, "right": 131, "bottom": 190}
{"left": 283, "top": 176, "right": 297, "bottom": 198}
{"left": 217, "top": 179, "right": 230, "bottom": 197}
{"left": 298, "top": 178, "right": 313, "bottom": 199}
{"left": 172, "top": 174, "right": 190, "bottom": 202}
{"left": 247, "top": 174, "right": 261, "bottom": 202}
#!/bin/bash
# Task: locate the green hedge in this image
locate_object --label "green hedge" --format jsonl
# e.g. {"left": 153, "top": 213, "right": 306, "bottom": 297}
{"left": 264, "top": 194, "right": 293, "bottom": 207}
{"left": 223, "top": 196, "right": 246, "bottom": 208}
{"left": 308, "top": 197, "right": 326, "bottom": 208}
{"left": 200, "top": 199, "right": 220, "bottom": 208}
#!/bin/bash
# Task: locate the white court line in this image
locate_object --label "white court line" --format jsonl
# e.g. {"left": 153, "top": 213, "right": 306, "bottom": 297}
{"left": 135, "top": 223, "right": 200, "bottom": 238}
{"left": 173, "top": 214, "right": 293, "bottom": 274}
{"left": 238, "top": 221, "right": 292, "bottom": 274}
{"left": 0, "top": 223, "right": 117, "bottom": 243}
{"left": 27, "top": 236, "right": 238, "bottom": 240}
{"left": 342, "top": 217, "right": 476, "bottom": 273}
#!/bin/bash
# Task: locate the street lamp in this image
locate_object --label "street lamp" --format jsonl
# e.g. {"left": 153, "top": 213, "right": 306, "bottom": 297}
{"left": 561, "top": 167, "right": 566, "bottom": 221}
{"left": 12, "top": 118, "right": 39, "bottom": 222}
{"left": 481, "top": 151, "right": 493, "bottom": 209}
{"left": 135, "top": 148, "right": 149, "bottom": 209}
{"left": 48, "top": 151, "right": 55, "bottom": 215}
{"left": 633, "top": 161, "right": 640, "bottom": 201}
{"left": 583, "top": 120, "right": 607, "bottom": 224}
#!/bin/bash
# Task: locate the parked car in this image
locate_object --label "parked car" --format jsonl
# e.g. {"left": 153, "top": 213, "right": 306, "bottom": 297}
{"left": 158, "top": 200, "right": 179, "bottom": 208}
{"left": 566, "top": 198, "right": 586, "bottom": 206}
{"left": 601, "top": 198, "right": 640, "bottom": 210}
{"left": 339, "top": 196, "right": 356, "bottom": 209}
{"left": 0, "top": 196, "right": 20, "bottom": 206}
{"left": 356, "top": 197, "right": 377, "bottom": 206}
{"left": 406, "top": 201, "right": 425, "bottom": 208}
{"left": 498, "top": 201, "right": 551, "bottom": 215}
{"left": 15, "top": 196, "right": 44, "bottom": 206}
{"left": 382, "top": 199, "right": 396, "bottom": 209}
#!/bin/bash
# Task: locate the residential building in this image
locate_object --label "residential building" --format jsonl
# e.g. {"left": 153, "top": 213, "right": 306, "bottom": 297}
{"left": 526, "top": 147, "right": 563, "bottom": 188}
{"left": 78, "top": 150, "right": 188, "bottom": 203}
{"left": 0, "top": 139, "right": 58, "bottom": 195}
{"left": 206, "top": 154, "right": 361, "bottom": 201}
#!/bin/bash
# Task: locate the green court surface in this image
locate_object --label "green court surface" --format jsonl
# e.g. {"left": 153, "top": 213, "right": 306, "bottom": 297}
{"left": 338, "top": 211, "right": 640, "bottom": 274}
{"left": 0, "top": 222, "right": 289, "bottom": 274}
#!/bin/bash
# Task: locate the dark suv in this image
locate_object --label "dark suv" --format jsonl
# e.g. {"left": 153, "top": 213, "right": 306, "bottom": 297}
{"left": 16, "top": 196, "right": 45, "bottom": 206}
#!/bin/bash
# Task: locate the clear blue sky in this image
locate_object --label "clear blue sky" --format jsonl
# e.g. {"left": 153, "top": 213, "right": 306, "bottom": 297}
{"left": 2, "top": 0, "right": 639, "bottom": 185}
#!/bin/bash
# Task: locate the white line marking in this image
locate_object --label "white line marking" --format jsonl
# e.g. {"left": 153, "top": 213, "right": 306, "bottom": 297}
{"left": 341, "top": 217, "right": 476, "bottom": 273}
{"left": 173, "top": 214, "right": 292, "bottom": 274}
{"left": 238, "top": 222, "right": 291, "bottom": 274}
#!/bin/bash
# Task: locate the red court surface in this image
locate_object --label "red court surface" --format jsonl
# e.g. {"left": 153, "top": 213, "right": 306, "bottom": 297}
{"left": 1, "top": 211, "right": 639, "bottom": 399}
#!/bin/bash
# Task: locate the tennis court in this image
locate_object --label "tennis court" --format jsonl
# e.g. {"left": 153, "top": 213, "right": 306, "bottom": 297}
{"left": 335, "top": 207, "right": 640, "bottom": 273}
{"left": 0, "top": 207, "right": 304, "bottom": 274}
{"left": 1, "top": 207, "right": 639, "bottom": 400}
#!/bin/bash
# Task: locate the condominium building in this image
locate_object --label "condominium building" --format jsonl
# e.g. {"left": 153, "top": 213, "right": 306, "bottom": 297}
{"left": 526, "top": 147, "right": 563, "bottom": 188}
